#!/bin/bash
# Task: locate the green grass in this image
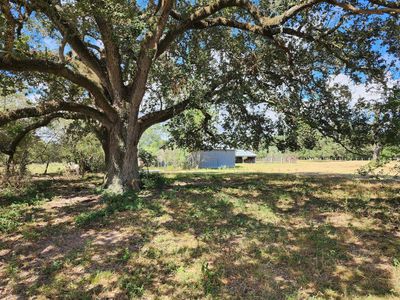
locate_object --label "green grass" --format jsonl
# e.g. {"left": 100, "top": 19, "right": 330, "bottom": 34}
{"left": 1, "top": 163, "right": 399, "bottom": 299}
{"left": 0, "top": 181, "right": 53, "bottom": 233}
{"left": 74, "top": 191, "right": 144, "bottom": 227}
{"left": 28, "top": 163, "right": 66, "bottom": 175}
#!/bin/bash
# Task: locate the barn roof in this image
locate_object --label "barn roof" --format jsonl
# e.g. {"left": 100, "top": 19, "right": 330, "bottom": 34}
{"left": 235, "top": 150, "right": 257, "bottom": 157}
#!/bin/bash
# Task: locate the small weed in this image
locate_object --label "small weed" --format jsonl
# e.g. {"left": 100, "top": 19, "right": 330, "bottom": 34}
{"left": 118, "top": 247, "right": 132, "bottom": 263}
{"left": 5, "top": 257, "right": 20, "bottom": 280}
{"left": 64, "top": 244, "right": 92, "bottom": 266}
{"left": 0, "top": 184, "right": 51, "bottom": 233}
{"left": 0, "top": 202, "right": 42, "bottom": 233}
{"left": 102, "top": 190, "right": 141, "bottom": 212}
{"left": 201, "top": 262, "right": 222, "bottom": 295}
{"left": 393, "top": 257, "right": 400, "bottom": 268}
{"left": 145, "top": 247, "right": 162, "bottom": 259}
{"left": 22, "top": 228, "right": 41, "bottom": 240}
{"left": 119, "top": 269, "right": 152, "bottom": 298}
{"left": 163, "top": 261, "right": 179, "bottom": 275}
{"left": 89, "top": 270, "right": 117, "bottom": 290}
{"left": 75, "top": 210, "right": 107, "bottom": 227}
{"left": 43, "top": 259, "right": 64, "bottom": 276}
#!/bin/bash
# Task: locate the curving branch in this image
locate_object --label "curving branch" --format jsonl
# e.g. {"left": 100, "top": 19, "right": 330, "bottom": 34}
{"left": 138, "top": 74, "right": 235, "bottom": 135}
{"left": 158, "top": 0, "right": 400, "bottom": 58}
{"left": 157, "top": 0, "right": 321, "bottom": 57}
{"left": 1, "top": 112, "right": 89, "bottom": 169}
{"left": 129, "top": 0, "right": 174, "bottom": 107}
{"left": 182, "top": 0, "right": 264, "bottom": 24}
{"left": 30, "top": 0, "right": 108, "bottom": 87}
{"left": 138, "top": 99, "right": 192, "bottom": 135}
{"left": 260, "top": 0, "right": 323, "bottom": 26}
{"left": 0, "top": 55, "right": 117, "bottom": 119}
{"left": 0, "top": 101, "right": 111, "bottom": 127}
{"left": 327, "top": 0, "right": 400, "bottom": 14}
{"left": 157, "top": 17, "right": 272, "bottom": 57}
{"left": 369, "top": 0, "right": 400, "bottom": 9}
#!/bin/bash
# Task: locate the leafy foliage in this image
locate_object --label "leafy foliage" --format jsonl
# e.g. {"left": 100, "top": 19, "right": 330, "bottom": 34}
{"left": 61, "top": 128, "right": 105, "bottom": 173}
{"left": 138, "top": 149, "right": 158, "bottom": 169}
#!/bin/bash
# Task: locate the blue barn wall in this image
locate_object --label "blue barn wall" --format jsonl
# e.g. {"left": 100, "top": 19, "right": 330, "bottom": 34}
{"left": 194, "top": 150, "right": 235, "bottom": 169}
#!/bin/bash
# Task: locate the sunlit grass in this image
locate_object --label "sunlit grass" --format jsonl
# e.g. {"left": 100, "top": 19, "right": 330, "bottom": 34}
{"left": 28, "top": 163, "right": 66, "bottom": 175}
{"left": 154, "top": 160, "right": 397, "bottom": 176}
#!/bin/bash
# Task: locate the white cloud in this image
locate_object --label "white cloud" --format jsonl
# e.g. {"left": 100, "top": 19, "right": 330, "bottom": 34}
{"left": 329, "top": 73, "right": 399, "bottom": 106}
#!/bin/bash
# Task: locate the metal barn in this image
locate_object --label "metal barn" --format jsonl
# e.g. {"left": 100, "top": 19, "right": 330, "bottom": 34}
{"left": 191, "top": 150, "right": 235, "bottom": 169}
{"left": 235, "top": 150, "right": 257, "bottom": 163}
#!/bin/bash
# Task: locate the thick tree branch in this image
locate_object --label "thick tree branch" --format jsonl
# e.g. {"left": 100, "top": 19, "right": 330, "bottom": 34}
{"left": 30, "top": 0, "right": 110, "bottom": 90}
{"left": 170, "top": 9, "right": 184, "bottom": 20}
{"left": 0, "top": 56, "right": 117, "bottom": 119}
{"left": 95, "top": 15, "right": 124, "bottom": 103}
{"left": 0, "top": 100, "right": 111, "bottom": 127}
{"left": 184, "top": 0, "right": 264, "bottom": 24}
{"left": 138, "top": 74, "right": 234, "bottom": 135}
{"left": 1, "top": 112, "right": 89, "bottom": 165}
{"left": 157, "top": 0, "right": 321, "bottom": 57}
{"left": 157, "top": 17, "right": 271, "bottom": 57}
{"left": 138, "top": 99, "right": 192, "bottom": 135}
{"left": 369, "top": 0, "right": 400, "bottom": 9}
{"left": 129, "top": 0, "right": 174, "bottom": 108}
{"left": 260, "top": 0, "right": 323, "bottom": 27}
{"left": 158, "top": 0, "right": 400, "bottom": 58}
{"left": 327, "top": 0, "right": 400, "bottom": 14}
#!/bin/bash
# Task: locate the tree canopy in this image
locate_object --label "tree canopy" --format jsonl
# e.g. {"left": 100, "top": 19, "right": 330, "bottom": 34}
{"left": 0, "top": 0, "right": 399, "bottom": 190}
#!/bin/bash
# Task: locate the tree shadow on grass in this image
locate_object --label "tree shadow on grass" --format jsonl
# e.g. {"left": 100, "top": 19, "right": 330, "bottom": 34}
{"left": 0, "top": 172, "right": 399, "bottom": 299}
{"left": 157, "top": 173, "right": 400, "bottom": 299}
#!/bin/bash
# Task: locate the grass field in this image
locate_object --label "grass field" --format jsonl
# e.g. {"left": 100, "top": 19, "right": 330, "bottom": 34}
{"left": 7, "top": 160, "right": 397, "bottom": 176}
{"left": 153, "top": 160, "right": 398, "bottom": 177}
{"left": 0, "top": 161, "right": 399, "bottom": 299}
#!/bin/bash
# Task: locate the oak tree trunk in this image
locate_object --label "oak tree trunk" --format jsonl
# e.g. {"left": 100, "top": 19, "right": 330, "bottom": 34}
{"left": 103, "top": 124, "right": 141, "bottom": 193}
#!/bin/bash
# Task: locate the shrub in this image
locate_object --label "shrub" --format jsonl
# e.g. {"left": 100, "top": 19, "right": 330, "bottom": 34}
{"left": 138, "top": 150, "right": 158, "bottom": 169}
{"left": 140, "top": 172, "right": 167, "bottom": 190}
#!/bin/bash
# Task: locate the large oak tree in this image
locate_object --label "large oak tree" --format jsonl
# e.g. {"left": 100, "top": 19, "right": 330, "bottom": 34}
{"left": 0, "top": 0, "right": 399, "bottom": 191}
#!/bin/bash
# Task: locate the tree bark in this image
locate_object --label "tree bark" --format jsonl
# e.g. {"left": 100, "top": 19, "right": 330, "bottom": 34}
{"left": 5, "top": 154, "right": 13, "bottom": 178}
{"left": 372, "top": 142, "right": 382, "bottom": 161}
{"left": 43, "top": 161, "right": 50, "bottom": 175}
{"left": 121, "top": 144, "right": 141, "bottom": 191}
{"left": 103, "top": 124, "right": 141, "bottom": 193}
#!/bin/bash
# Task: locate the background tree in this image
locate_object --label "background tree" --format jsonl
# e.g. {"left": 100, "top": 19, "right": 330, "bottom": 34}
{"left": 0, "top": 0, "right": 399, "bottom": 191}
{"left": 60, "top": 123, "right": 106, "bottom": 175}
{"left": 138, "top": 124, "right": 167, "bottom": 156}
